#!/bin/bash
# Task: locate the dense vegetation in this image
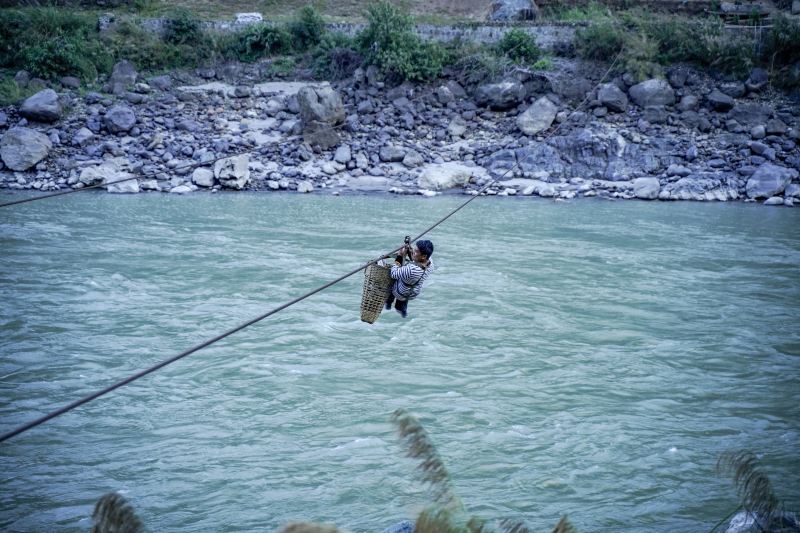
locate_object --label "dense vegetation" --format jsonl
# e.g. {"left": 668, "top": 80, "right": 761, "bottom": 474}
{"left": 0, "top": 0, "right": 798, "bottom": 104}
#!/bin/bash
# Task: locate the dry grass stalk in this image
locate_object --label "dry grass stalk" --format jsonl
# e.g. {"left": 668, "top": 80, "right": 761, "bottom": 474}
{"left": 91, "top": 492, "right": 143, "bottom": 533}
{"left": 550, "top": 515, "right": 578, "bottom": 533}
{"left": 717, "top": 450, "right": 781, "bottom": 522}
{"left": 391, "top": 408, "right": 464, "bottom": 512}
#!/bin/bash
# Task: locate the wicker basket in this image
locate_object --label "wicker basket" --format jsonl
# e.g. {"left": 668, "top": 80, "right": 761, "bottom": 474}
{"left": 360, "top": 261, "right": 394, "bottom": 324}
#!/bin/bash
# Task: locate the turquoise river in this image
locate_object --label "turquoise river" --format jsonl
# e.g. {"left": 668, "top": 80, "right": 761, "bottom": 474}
{"left": 1, "top": 193, "right": 799, "bottom": 532}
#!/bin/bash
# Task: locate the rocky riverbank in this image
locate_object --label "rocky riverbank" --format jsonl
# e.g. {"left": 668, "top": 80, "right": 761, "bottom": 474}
{"left": 1, "top": 57, "right": 799, "bottom": 205}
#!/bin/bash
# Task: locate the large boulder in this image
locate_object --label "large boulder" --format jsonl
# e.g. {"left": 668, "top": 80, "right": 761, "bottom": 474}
{"left": 297, "top": 86, "right": 344, "bottom": 149}
{"left": 214, "top": 154, "right": 250, "bottom": 189}
{"left": 297, "top": 86, "right": 345, "bottom": 126}
{"left": 628, "top": 79, "right": 675, "bottom": 108}
{"left": 708, "top": 89, "right": 735, "bottom": 111}
{"left": 598, "top": 83, "right": 628, "bottom": 113}
{"left": 727, "top": 103, "right": 772, "bottom": 126}
{"left": 633, "top": 177, "right": 660, "bottom": 199}
{"left": 19, "top": 89, "right": 62, "bottom": 123}
{"left": 0, "top": 127, "right": 52, "bottom": 171}
{"left": 745, "top": 163, "right": 798, "bottom": 198}
{"left": 110, "top": 60, "right": 137, "bottom": 94}
{"left": 418, "top": 162, "right": 488, "bottom": 190}
{"left": 104, "top": 105, "right": 136, "bottom": 133}
{"left": 79, "top": 158, "right": 139, "bottom": 193}
{"left": 489, "top": 0, "right": 539, "bottom": 21}
{"left": 659, "top": 174, "right": 740, "bottom": 201}
{"left": 517, "top": 96, "right": 558, "bottom": 136}
{"left": 474, "top": 81, "right": 526, "bottom": 111}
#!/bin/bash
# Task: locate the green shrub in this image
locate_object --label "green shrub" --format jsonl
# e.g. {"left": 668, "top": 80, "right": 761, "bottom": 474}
{"left": 762, "top": 14, "right": 800, "bottom": 68}
{"left": 357, "top": 1, "right": 444, "bottom": 82}
{"left": 109, "top": 19, "right": 212, "bottom": 71}
{"left": 268, "top": 56, "right": 297, "bottom": 77}
{"left": 289, "top": 5, "right": 326, "bottom": 51}
{"left": 224, "top": 23, "right": 294, "bottom": 62}
{"left": 497, "top": 28, "right": 541, "bottom": 64}
{"left": 0, "top": 8, "right": 112, "bottom": 81}
{"left": 0, "top": 76, "right": 39, "bottom": 106}
{"left": 312, "top": 32, "right": 363, "bottom": 79}
{"left": 163, "top": 8, "right": 203, "bottom": 46}
{"left": 701, "top": 33, "right": 755, "bottom": 78}
{"left": 547, "top": 1, "right": 613, "bottom": 22}
{"left": 532, "top": 57, "right": 553, "bottom": 70}
{"left": 575, "top": 19, "right": 626, "bottom": 60}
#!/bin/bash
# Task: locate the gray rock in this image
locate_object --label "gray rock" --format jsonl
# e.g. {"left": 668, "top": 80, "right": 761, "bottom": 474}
{"left": 60, "top": 76, "right": 80, "bottom": 89}
{"left": 20, "top": 89, "right": 62, "bottom": 123}
{"left": 708, "top": 89, "right": 735, "bottom": 112}
{"left": 728, "top": 103, "right": 772, "bottom": 126}
{"left": 488, "top": 0, "right": 538, "bottom": 21}
{"left": 629, "top": 79, "right": 675, "bottom": 108}
{"left": 402, "top": 150, "right": 424, "bottom": 168}
{"left": 14, "top": 70, "right": 30, "bottom": 87}
{"left": 448, "top": 117, "right": 468, "bottom": 137}
{"left": 298, "top": 86, "right": 345, "bottom": 126}
{"left": 667, "top": 164, "right": 691, "bottom": 177}
{"left": 764, "top": 196, "right": 785, "bottom": 205}
{"left": 214, "top": 154, "right": 250, "bottom": 189}
{"left": 745, "top": 68, "right": 769, "bottom": 92}
{"left": 719, "top": 81, "right": 746, "bottom": 98}
{"left": 766, "top": 118, "right": 788, "bottom": 135}
{"left": 751, "top": 125, "right": 766, "bottom": 139}
{"left": 233, "top": 86, "right": 252, "bottom": 98}
{"left": 676, "top": 94, "right": 699, "bottom": 112}
{"left": 170, "top": 185, "right": 193, "bottom": 194}
{"left": 0, "top": 127, "right": 52, "bottom": 171}
{"left": 633, "top": 177, "right": 660, "bottom": 199}
{"left": 104, "top": 105, "right": 136, "bottom": 133}
{"left": 110, "top": 60, "right": 137, "bottom": 94}
{"left": 785, "top": 183, "right": 800, "bottom": 198}
{"left": 79, "top": 158, "right": 139, "bottom": 193}
{"left": 148, "top": 75, "right": 171, "bottom": 90}
{"left": 517, "top": 96, "right": 558, "bottom": 136}
{"left": 598, "top": 83, "right": 628, "bottom": 113}
{"left": 474, "top": 81, "right": 526, "bottom": 110}
{"left": 436, "top": 85, "right": 455, "bottom": 105}
{"left": 380, "top": 146, "right": 406, "bottom": 162}
{"left": 334, "top": 144, "right": 351, "bottom": 164}
{"left": 660, "top": 174, "right": 739, "bottom": 201}
{"left": 746, "top": 163, "right": 798, "bottom": 198}
{"left": 643, "top": 105, "right": 668, "bottom": 124}
{"left": 418, "top": 162, "right": 488, "bottom": 190}
{"left": 794, "top": 0, "right": 800, "bottom": 14}
{"left": 72, "top": 127, "right": 94, "bottom": 147}
{"left": 192, "top": 167, "right": 215, "bottom": 187}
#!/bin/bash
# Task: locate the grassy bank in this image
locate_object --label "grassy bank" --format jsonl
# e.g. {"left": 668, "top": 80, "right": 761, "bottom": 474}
{"left": 0, "top": 1, "right": 798, "bottom": 106}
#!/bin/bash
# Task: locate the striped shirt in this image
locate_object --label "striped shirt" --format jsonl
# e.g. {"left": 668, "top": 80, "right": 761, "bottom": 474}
{"left": 390, "top": 260, "right": 434, "bottom": 300}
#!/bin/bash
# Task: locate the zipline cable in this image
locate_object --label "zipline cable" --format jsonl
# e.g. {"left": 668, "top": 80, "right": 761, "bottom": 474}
{"left": 0, "top": 51, "right": 622, "bottom": 444}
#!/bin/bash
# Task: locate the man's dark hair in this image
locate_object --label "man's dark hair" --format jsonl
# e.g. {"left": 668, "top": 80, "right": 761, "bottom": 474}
{"left": 416, "top": 240, "right": 434, "bottom": 258}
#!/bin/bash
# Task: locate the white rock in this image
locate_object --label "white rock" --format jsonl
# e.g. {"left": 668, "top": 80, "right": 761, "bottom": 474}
{"left": 170, "top": 185, "right": 193, "bottom": 194}
{"left": 79, "top": 158, "right": 139, "bottom": 193}
{"left": 763, "top": 196, "right": 784, "bottom": 205}
{"left": 517, "top": 97, "right": 558, "bottom": 136}
{"left": 235, "top": 12, "right": 263, "bottom": 23}
{"left": 297, "top": 180, "right": 314, "bottom": 193}
{"left": 334, "top": 144, "right": 351, "bottom": 164}
{"left": 214, "top": 154, "right": 250, "bottom": 189}
{"left": 192, "top": 167, "right": 215, "bottom": 187}
{"left": 417, "top": 162, "right": 488, "bottom": 191}
{"left": 633, "top": 177, "right": 660, "bottom": 200}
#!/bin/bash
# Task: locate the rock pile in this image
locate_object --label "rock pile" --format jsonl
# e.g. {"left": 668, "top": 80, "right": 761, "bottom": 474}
{"left": 0, "top": 58, "right": 798, "bottom": 206}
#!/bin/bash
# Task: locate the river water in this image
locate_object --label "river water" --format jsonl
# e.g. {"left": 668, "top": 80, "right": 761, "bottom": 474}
{"left": 1, "top": 193, "right": 798, "bottom": 532}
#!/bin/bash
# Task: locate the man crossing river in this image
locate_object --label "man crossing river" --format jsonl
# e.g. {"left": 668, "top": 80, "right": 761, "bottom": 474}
{"left": 385, "top": 239, "right": 434, "bottom": 318}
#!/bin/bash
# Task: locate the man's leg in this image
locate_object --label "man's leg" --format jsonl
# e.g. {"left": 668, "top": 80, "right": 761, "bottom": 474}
{"left": 385, "top": 292, "right": 395, "bottom": 310}
{"left": 394, "top": 298, "right": 408, "bottom": 318}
